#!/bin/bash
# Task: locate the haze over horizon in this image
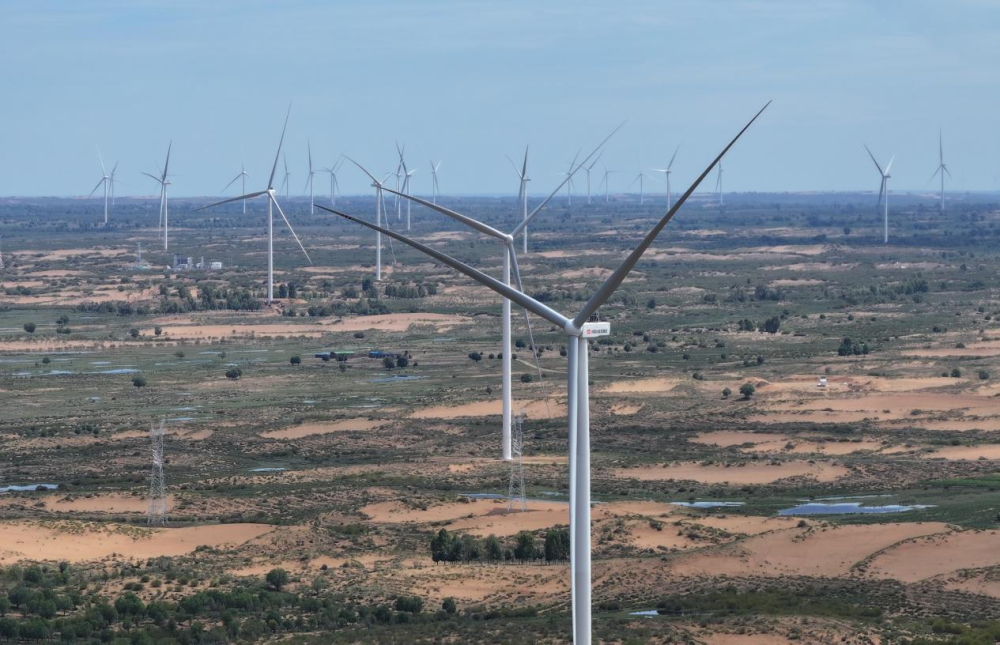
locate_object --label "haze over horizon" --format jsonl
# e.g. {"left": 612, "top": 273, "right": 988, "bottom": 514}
{"left": 1, "top": 0, "right": 997, "bottom": 198}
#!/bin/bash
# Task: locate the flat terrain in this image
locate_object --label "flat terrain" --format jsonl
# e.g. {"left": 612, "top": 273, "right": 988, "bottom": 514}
{"left": 3, "top": 192, "right": 1000, "bottom": 643}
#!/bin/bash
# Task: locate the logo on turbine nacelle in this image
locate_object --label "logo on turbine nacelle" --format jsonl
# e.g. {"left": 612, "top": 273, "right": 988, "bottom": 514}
{"left": 582, "top": 322, "right": 610, "bottom": 337}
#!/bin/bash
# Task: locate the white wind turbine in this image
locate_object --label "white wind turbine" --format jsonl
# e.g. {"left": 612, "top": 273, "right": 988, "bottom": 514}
{"left": 505, "top": 146, "right": 530, "bottom": 253}
{"left": 599, "top": 165, "right": 617, "bottom": 203}
{"left": 196, "top": 106, "right": 312, "bottom": 303}
{"left": 280, "top": 154, "right": 291, "bottom": 199}
{"left": 559, "top": 155, "right": 579, "bottom": 207}
{"left": 304, "top": 141, "right": 317, "bottom": 214}
{"left": 340, "top": 159, "right": 393, "bottom": 281}
{"left": 581, "top": 153, "right": 602, "bottom": 205}
{"left": 715, "top": 160, "right": 724, "bottom": 206}
{"left": 652, "top": 145, "right": 680, "bottom": 211}
{"left": 361, "top": 125, "right": 620, "bottom": 462}
{"left": 396, "top": 144, "right": 417, "bottom": 230}
{"left": 88, "top": 146, "right": 116, "bottom": 225}
{"left": 329, "top": 103, "right": 769, "bottom": 645}
{"left": 321, "top": 157, "right": 345, "bottom": 206}
{"left": 627, "top": 166, "right": 654, "bottom": 205}
{"left": 430, "top": 160, "right": 442, "bottom": 205}
{"left": 141, "top": 142, "right": 173, "bottom": 250}
{"left": 222, "top": 153, "right": 250, "bottom": 214}
{"left": 928, "top": 130, "right": 951, "bottom": 212}
{"left": 864, "top": 144, "right": 895, "bottom": 244}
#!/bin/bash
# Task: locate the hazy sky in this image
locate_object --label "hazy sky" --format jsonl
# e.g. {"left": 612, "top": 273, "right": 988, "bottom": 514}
{"left": 1, "top": 0, "right": 997, "bottom": 197}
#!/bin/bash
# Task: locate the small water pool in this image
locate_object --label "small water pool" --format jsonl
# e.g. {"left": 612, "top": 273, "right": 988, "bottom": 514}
{"left": 1, "top": 484, "right": 58, "bottom": 493}
{"left": 779, "top": 502, "right": 934, "bottom": 515}
{"left": 249, "top": 467, "right": 287, "bottom": 473}
{"left": 672, "top": 501, "right": 745, "bottom": 509}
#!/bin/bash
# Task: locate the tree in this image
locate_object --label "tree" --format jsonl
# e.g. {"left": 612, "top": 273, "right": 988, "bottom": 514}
{"left": 290, "top": 355, "right": 301, "bottom": 365}
{"left": 647, "top": 298, "right": 656, "bottom": 309}
{"left": 266, "top": 568, "right": 289, "bottom": 591}
{"left": 394, "top": 596, "right": 423, "bottom": 613}
{"left": 396, "top": 356, "right": 409, "bottom": 368}
{"left": 468, "top": 352, "right": 482, "bottom": 363}
{"left": 520, "top": 373, "right": 533, "bottom": 383}
{"left": 544, "top": 528, "right": 570, "bottom": 561}
{"left": 23, "top": 322, "right": 36, "bottom": 333}
{"left": 513, "top": 531, "right": 536, "bottom": 560}
{"left": 762, "top": 316, "right": 781, "bottom": 335}
{"left": 114, "top": 593, "right": 145, "bottom": 618}
{"left": 225, "top": 367, "right": 243, "bottom": 380}
{"left": 383, "top": 356, "right": 396, "bottom": 369}
{"left": 129, "top": 328, "right": 140, "bottom": 338}
{"left": 154, "top": 325, "right": 163, "bottom": 336}
{"left": 132, "top": 376, "right": 147, "bottom": 388}
{"left": 430, "top": 529, "right": 455, "bottom": 562}
{"left": 739, "top": 383, "right": 756, "bottom": 399}
{"left": 722, "top": 387, "right": 732, "bottom": 399}
{"left": 442, "top": 597, "right": 457, "bottom": 615}
{"left": 484, "top": 534, "right": 503, "bottom": 561}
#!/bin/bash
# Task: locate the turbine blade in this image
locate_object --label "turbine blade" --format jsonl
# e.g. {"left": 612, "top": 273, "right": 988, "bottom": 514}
{"left": 944, "top": 167, "right": 953, "bottom": 179}
{"left": 509, "top": 245, "right": 545, "bottom": 383}
{"left": 268, "top": 104, "right": 292, "bottom": 190}
{"left": 270, "top": 194, "right": 312, "bottom": 264}
{"left": 668, "top": 145, "right": 680, "bottom": 169}
{"left": 511, "top": 122, "right": 625, "bottom": 237}
{"left": 380, "top": 186, "right": 505, "bottom": 239}
{"left": 885, "top": 155, "right": 895, "bottom": 175}
{"left": 196, "top": 190, "right": 268, "bottom": 212}
{"left": 163, "top": 141, "right": 172, "bottom": 179}
{"left": 345, "top": 156, "right": 380, "bottom": 186}
{"left": 318, "top": 205, "right": 570, "bottom": 329}
{"left": 505, "top": 154, "right": 522, "bottom": 178}
{"left": 573, "top": 101, "right": 771, "bottom": 328}
{"left": 863, "top": 144, "right": 883, "bottom": 175}
{"left": 141, "top": 172, "right": 162, "bottom": 184}
{"left": 222, "top": 173, "right": 243, "bottom": 192}
{"left": 877, "top": 179, "right": 885, "bottom": 208}
{"left": 927, "top": 167, "right": 941, "bottom": 185}
{"left": 87, "top": 177, "right": 105, "bottom": 199}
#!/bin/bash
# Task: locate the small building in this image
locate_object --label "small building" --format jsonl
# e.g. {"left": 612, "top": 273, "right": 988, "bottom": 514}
{"left": 368, "top": 350, "right": 403, "bottom": 360}
{"left": 818, "top": 376, "right": 828, "bottom": 388}
{"left": 210, "top": 261, "right": 223, "bottom": 270}
{"left": 315, "top": 350, "right": 354, "bottom": 362}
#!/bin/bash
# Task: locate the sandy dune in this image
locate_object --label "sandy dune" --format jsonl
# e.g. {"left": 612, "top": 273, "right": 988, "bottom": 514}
{"left": 602, "top": 377, "right": 680, "bottom": 394}
{"left": 411, "top": 398, "right": 565, "bottom": 420}
{"left": 866, "top": 530, "right": 1000, "bottom": 583}
{"left": 262, "top": 418, "right": 384, "bottom": 439}
{"left": 616, "top": 460, "right": 848, "bottom": 485}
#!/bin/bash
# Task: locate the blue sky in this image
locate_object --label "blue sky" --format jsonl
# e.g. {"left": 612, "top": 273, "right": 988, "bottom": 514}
{"left": 0, "top": 0, "right": 997, "bottom": 197}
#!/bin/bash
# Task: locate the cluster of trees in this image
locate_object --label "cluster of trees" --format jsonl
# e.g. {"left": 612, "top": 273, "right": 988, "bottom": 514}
{"left": 383, "top": 282, "right": 437, "bottom": 299}
{"left": 0, "top": 563, "right": 455, "bottom": 643}
{"left": 837, "top": 337, "right": 870, "bottom": 356}
{"left": 736, "top": 316, "right": 781, "bottom": 334}
{"left": 840, "top": 277, "right": 930, "bottom": 305}
{"left": 729, "top": 284, "right": 785, "bottom": 303}
{"left": 430, "top": 528, "right": 569, "bottom": 564}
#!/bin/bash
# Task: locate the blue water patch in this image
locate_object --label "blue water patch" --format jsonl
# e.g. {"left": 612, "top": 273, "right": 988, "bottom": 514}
{"left": 166, "top": 417, "right": 196, "bottom": 422}
{"left": 459, "top": 493, "right": 506, "bottom": 499}
{"left": 1, "top": 484, "right": 58, "bottom": 493}
{"left": 432, "top": 337, "right": 455, "bottom": 342}
{"left": 172, "top": 407, "right": 198, "bottom": 412}
{"left": 90, "top": 361, "right": 112, "bottom": 365}
{"left": 199, "top": 351, "right": 224, "bottom": 355}
{"left": 96, "top": 368, "right": 140, "bottom": 375}
{"left": 249, "top": 467, "right": 286, "bottom": 473}
{"left": 672, "top": 501, "right": 745, "bottom": 509}
{"left": 779, "top": 502, "right": 934, "bottom": 516}
{"left": 303, "top": 400, "right": 316, "bottom": 404}
{"left": 629, "top": 610, "right": 660, "bottom": 617}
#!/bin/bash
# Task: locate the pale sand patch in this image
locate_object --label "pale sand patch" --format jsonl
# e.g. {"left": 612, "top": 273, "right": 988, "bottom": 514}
{"left": 670, "top": 523, "right": 949, "bottom": 579}
{"left": 560, "top": 267, "right": 613, "bottom": 280}
{"left": 323, "top": 313, "right": 471, "bottom": 332}
{"left": 26, "top": 270, "right": 88, "bottom": 277}
{"left": 0, "top": 521, "right": 273, "bottom": 564}
{"left": 701, "top": 635, "right": 799, "bottom": 645}
{"left": 535, "top": 250, "right": 613, "bottom": 259}
{"left": 746, "top": 439, "right": 883, "bottom": 455}
{"left": 902, "top": 345, "right": 1000, "bottom": 358}
{"left": 761, "top": 375, "right": 956, "bottom": 395}
{"left": 610, "top": 403, "right": 644, "bottom": 416}
{"left": 183, "top": 429, "right": 214, "bottom": 441}
{"left": 411, "top": 398, "right": 564, "bottom": 420}
{"left": 145, "top": 323, "right": 327, "bottom": 339}
{"left": 763, "top": 262, "right": 857, "bottom": 272}
{"left": 399, "top": 560, "right": 566, "bottom": 603}
{"left": 0, "top": 340, "right": 107, "bottom": 352}
{"left": 262, "top": 418, "right": 384, "bottom": 439}
{"left": 769, "top": 279, "right": 824, "bottom": 287}
{"left": 448, "top": 506, "right": 569, "bottom": 537}
{"left": 362, "top": 498, "right": 566, "bottom": 526}
{"left": 924, "top": 444, "right": 1000, "bottom": 461}
{"left": 616, "top": 460, "right": 848, "bottom": 485}
{"left": 866, "top": 530, "right": 1000, "bottom": 583}
{"left": 602, "top": 377, "right": 680, "bottom": 394}
{"left": 945, "top": 573, "right": 1000, "bottom": 599}
{"left": 420, "top": 231, "right": 470, "bottom": 241}
{"left": 45, "top": 494, "right": 175, "bottom": 514}
{"left": 764, "top": 393, "right": 1000, "bottom": 423}
{"left": 687, "top": 515, "right": 804, "bottom": 536}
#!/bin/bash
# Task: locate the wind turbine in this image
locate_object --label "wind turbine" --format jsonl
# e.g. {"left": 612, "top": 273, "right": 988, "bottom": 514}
{"left": 141, "top": 142, "right": 172, "bottom": 250}
{"left": 321, "top": 157, "right": 344, "bottom": 206}
{"left": 430, "top": 160, "right": 442, "bottom": 204}
{"left": 581, "top": 153, "right": 602, "bottom": 205}
{"left": 279, "top": 154, "right": 291, "bottom": 199}
{"left": 505, "top": 146, "right": 530, "bottom": 253}
{"left": 559, "top": 156, "right": 579, "bottom": 207}
{"left": 864, "top": 144, "right": 895, "bottom": 244}
{"left": 365, "top": 125, "right": 620, "bottom": 463}
{"left": 599, "top": 165, "right": 617, "bottom": 203}
{"left": 928, "top": 130, "right": 951, "bottom": 212}
{"left": 88, "top": 146, "right": 115, "bottom": 225}
{"left": 627, "top": 166, "right": 653, "bottom": 205}
{"left": 715, "top": 160, "right": 724, "bottom": 206}
{"left": 196, "top": 105, "right": 312, "bottom": 303}
{"left": 304, "top": 141, "right": 316, "bottom": 215}
{"left": 341, "top": 159, "right": 393, "bottom": 281}
{"left": 652, "top": 145, "right": 680, "bottom": 211}
{"left": 222, "top": 153, "right": 250, "bottom": 214}
{"left": 329, "top": 103, "right": 770, "bottom": 645}
{"left": 396, "top": 144, "right": 417, "bottom": 230}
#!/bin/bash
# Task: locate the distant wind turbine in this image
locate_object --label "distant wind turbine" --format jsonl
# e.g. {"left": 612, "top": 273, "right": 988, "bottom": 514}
{"left": 581, "top": 153, "right": 602, "bottom": 205}
{"left": 652, "top": 145, "right": 680, "bottom": 211}
{"left": 222, "top": 153, "right": 250, "bottom": 214}
{"left": 304, "top": 141, "right": 316, "bottom": 214}
{"left": 505, "top": 146, "right": 530, "bottom": 253}
{"left": 864, "top": 144, "right": 895, "bottom": 244}
{"left": 599, "top": 165, "right": 617, "bottom": 203}
{"left": 715, "top": 160, "right": 724, "bottom": 206}
{"left": 88, "top": 146, "right": 116, "bottom": 225}
{"left": 321, "top": 157, "right": 344, "bottom": 207}
{"left": 627, "top": 166, "right": 653, "bottom": 205}
{"left": 141, "top": 142, "right": 172, "bottom": 250}
{"left": 430, "top": 160, "right": 442, "bottom": 204}
{"left": 342, "top": 160, "right": 395, "bottom": 281}
{"left": 396, "top": 143, "right": 417, "bottom": 230}
{"left": 280, "top": 154, "right": 291, "bottom": 199}
{"left": 928, "top": 130, "right": 951, "bottom": 212}
{"left": 197, "top": 105, "right": 312, "bottom": 303}
{"left": 328, "top": 103, "right": 770, "bottom": 645}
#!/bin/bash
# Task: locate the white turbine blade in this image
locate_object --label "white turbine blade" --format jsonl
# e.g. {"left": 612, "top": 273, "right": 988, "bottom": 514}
{"left": 511, "top": 122, "right": 624, "bottom": 238}
{"left": 319, "top": 205, "right": 570, "bottom": 328}
{"left": 163, "top": 141, "right": 172, "bottom": 180}
{"left": 944, "top": 167, "right": 953, "bottom": 180}
{"left": 885, "top": 155, "right": 895, "bottom": 175}
{"left": 87, "top": 177, "right": 105, "bottom": 199}
{"left": 96, "top": 145, "right": 106, "bottom": 175}
{"left": 345, "top": 156, "right": 381, "bottom": 186}
{"left": 268, "top": 104, "right": 292, "bottom": 190}
{"left": 222, "top": 173, "right": 243, "bottom": 192}
{"left": 196, "top": 190, "right": 268, "bottom": 212}
{"left": 141, "top": 171, "right": 163, "bottom": 184}
{"left": 626, "top": 174, "right": 641, "bottom": 190}
{"left": 270, "top": 194, "right": 312, "bottom": 264}
{"left": 508, "top": 245, "right": 545, "bottom": 383}
{"left": 668, "top": 145, "right": 680, "bottom": 170}
{"left": 381, "top": 186, "right": 505, "bottom": 239}
{"left": 927, "top": 167, "right": 941, "bottom": 185}
{"left": 573, "top": 101, "right": 771, "bottom": 328}
{"left": 876, "top": 178, "right": 885, "bottom": 207}
{"left": 863, "top": 144, "right": 883, "bottom": 176}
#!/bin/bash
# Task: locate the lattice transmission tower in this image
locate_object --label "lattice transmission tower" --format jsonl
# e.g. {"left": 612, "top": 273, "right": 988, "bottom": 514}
{"left": 507, "top": 411, "right": 527, "bottom": 512}
{"left": 148, "top": 419, "right": 168, "bottom": 525}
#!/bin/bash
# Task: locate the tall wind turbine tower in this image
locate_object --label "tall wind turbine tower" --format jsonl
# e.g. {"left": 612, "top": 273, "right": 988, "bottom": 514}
{"left": 88, "top": 147, "right": 113, "bottom": 225}
{"left": 197, "top": 105, "right": 313, "bottom": 303}
{"left": 304, "top": 141, "right": 316, "bottom": 214}
{"left": 396, "top": 144, "right": 417, "bottom": 230}
{"left": 506, "top": 146, "right": 530, "bottom": 253}
{"left": 715, "top": 160, "right": 724, "bottom": 206}
{"left": 148, "top": 419, "right": 168, "bottom": 526}
{"left": 652, "top": 146, "right": 680, "bottom": 211}
{"left": 507, "top": 411, "right": 527, "bottom": 513}
{"left": 628, "top": 167, "right": 652, "bottom": 205}
{"left": 928, "top": 130, "right": 951, "bottom": 212}
{"left": 280, "top": 155, "right": 291, "bottom": 199}
{"left": 600, "top": 165, "right": 617, "bottom": 203}
{"left": 142, "top": 142, "right": 172, "bottom": 250}
{"left": 864, "top": 144, "right": 894, "bottom": 244}
{"left": 222, "top": 154, "right": 250, "bottom": 214}
{"left": 582, "top": 154, "right": 602, "bottom": 205}
{"left": 430, "top": 160, "right": 442, "bottom": 205}
{"left": 321, "top": 157, "right": 344, "bottom": 207}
